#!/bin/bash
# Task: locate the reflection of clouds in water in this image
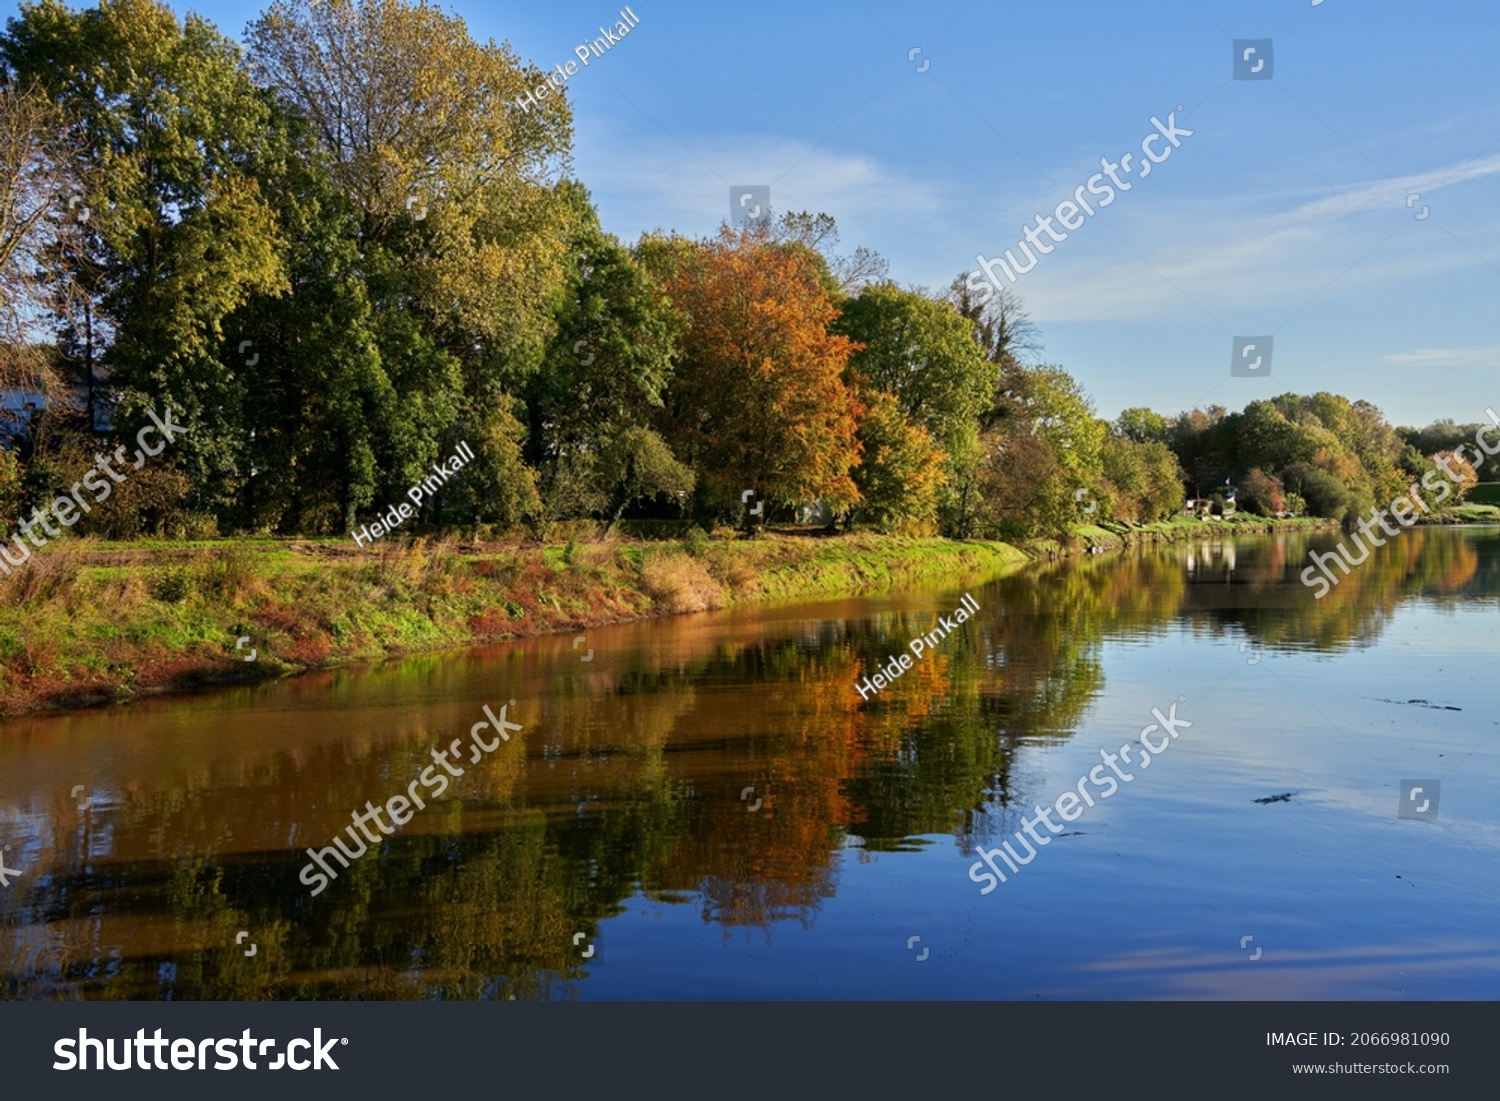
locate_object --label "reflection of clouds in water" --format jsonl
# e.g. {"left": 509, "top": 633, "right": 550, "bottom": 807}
{"left": 1065, "top": 938, "right": 1500, "bottom": 1000}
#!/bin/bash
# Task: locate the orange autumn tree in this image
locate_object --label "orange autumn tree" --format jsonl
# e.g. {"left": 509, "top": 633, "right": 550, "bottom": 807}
{"left": 643, "top": 227, "right": 862, "bottom": 521}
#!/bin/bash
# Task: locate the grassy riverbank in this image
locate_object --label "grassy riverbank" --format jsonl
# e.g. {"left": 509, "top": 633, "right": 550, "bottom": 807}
{"left": 1027, "top": 512, "right": 1339, "bottom": 555}
{"left": 0, "top": 513, "right": 1371, "bottom": 716}
{"left": 0, "top": 531, "right": 1036, "bottom": 715}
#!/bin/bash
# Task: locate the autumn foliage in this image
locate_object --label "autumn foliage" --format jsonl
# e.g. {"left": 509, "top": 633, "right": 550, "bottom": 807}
{"left": 0, "top": 0, "right": 1477, "bottom": 545}
{"left": 646, "top": 228, "right": 863, "bottom": 517}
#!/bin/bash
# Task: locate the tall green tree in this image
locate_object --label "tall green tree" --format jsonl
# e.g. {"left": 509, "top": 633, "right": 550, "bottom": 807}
{"left": 247, "top": 0, "right": 575, "bottom": 515}
{"left": 1114, "top": 406, "right": 1170, "bottom": 445}
{"left": 525, "top": 182, "right": 686, "bottom": 529}
{"left": 222, "top": 105, "right": 391, "bottom": 533}
{"left": 1101, "top": 434, "right": 1185, "bottom": 522}
{"left": 835, "top": 284, "right": 990, "bottom": 452}
{"left": 834, "top": 283, "right": 991, "bottom": 533}
{"left": 973, "top": 363, "right": 1106, "bottom": 539}
{"left": 848, "top": 388, "right": 946, "bottom": 533}
{"left": 4, "top": 0, "right": 290, "bottom": 506}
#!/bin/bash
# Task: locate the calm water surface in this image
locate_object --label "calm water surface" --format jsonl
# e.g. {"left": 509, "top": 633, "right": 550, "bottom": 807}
{"left": 2, "top": 528, "right": 1498, "bottom": 999}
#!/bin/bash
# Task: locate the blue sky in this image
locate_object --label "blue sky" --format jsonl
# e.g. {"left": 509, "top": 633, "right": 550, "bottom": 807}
{"left": 8, "top": 0, "right": 1498, "bottom": 426}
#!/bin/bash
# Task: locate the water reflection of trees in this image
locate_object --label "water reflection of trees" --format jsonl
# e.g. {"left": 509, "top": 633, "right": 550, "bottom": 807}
{"left": 1181, "top": 529, "right": 1491, "bottom": 654}
{"left": 2, "top": 529, "right": 1493, "bottom": 999}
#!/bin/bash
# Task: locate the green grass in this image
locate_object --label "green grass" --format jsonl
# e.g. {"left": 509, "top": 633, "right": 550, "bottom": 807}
{"left": 0, "top": 532, "right": 1031, "bottom": 715}
{"left": 1449, "top": 504, "right": 1500, "bottom": 522}
{"left": 0, "top": 515, "right": 1348, "bottom": 716}
{"left": 1025, "top": 513, "right": 1334, "bottom": 554}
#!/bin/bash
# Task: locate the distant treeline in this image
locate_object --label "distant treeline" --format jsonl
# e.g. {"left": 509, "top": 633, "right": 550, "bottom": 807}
{"left": 0, "top": 0, "right": 1480, "bottom": 541}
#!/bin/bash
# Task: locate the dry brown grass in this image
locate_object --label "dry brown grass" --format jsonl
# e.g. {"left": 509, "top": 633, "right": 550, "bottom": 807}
{"left": 640, "top": 550, "right": 726, "bottom": 613}
{"left": 0, "top": 539, "right": 86, "bottom": 608}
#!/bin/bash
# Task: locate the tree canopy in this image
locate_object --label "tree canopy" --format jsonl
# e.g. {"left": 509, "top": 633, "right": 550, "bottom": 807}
{"left": 0, "top": 0, "right": 1462, "bottom": 542}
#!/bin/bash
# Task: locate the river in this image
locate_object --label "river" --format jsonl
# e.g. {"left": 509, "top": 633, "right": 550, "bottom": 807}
{"left": 2, "top": 527, "right": 1497, "bottom": 999}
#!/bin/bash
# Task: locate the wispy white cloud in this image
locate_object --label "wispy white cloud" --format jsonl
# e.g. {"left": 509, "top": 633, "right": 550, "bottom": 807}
{"left": 1016, "top": 152, "right": 1500, "bottom": 323}
{"left": 1263, "top": 154, "right": 1500, "bottom": 227}
{"left": 575, "top": 120, "right": 1500, "bottom": 351}
{"left": 573, "top": 124, "right": 949, "bottom": 244}
{"left": 1383, "top": 346, "right": 1500, "bottom": 368}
